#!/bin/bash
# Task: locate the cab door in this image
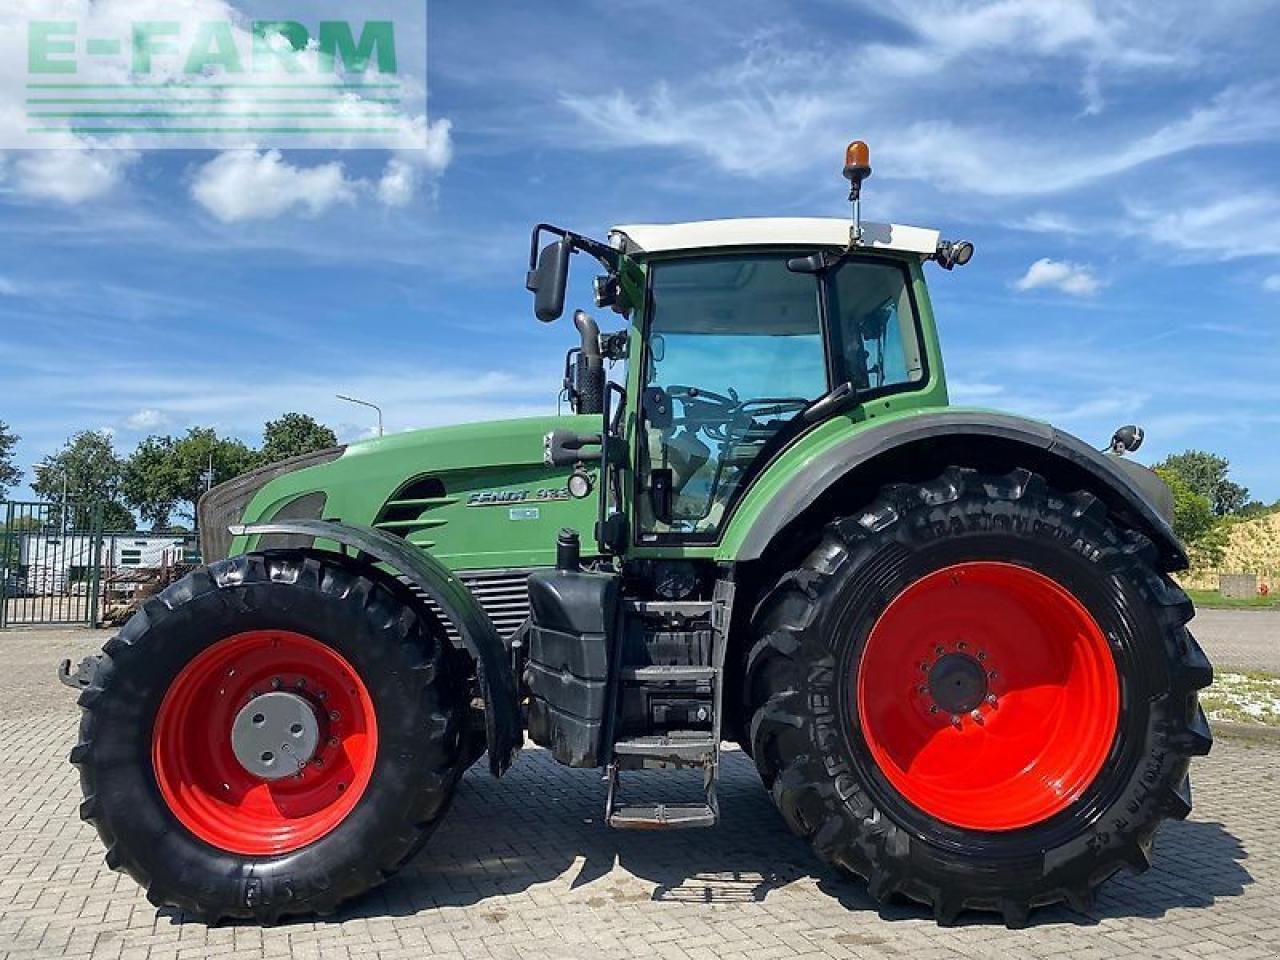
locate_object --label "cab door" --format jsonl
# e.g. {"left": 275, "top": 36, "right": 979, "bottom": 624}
{"left": 633, "top": 252, "right": 828, "bottom": 544}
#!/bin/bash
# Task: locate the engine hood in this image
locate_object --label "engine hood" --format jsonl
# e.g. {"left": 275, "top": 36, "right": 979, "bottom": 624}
{"left": 215, "top": 415, "right": 602, "bottom": 571}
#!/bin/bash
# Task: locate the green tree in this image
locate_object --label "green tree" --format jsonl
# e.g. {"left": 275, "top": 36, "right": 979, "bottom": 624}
{"left": 123, "top": 428, "right": 256, "bottom": 527}
{"left": 121, "top": 436, "right": 182, "bottom": 529}
{"left": 261, "top": 413, "right": 337, "bottom": 465}
{"left": 1156, "top": 467, "right": 1228, "bottom": 566}
{"left": 1154, "top": 450, "right": 1249, "bottom": 517}
{"left": 0, "top": 421, "right": 19, "bottom": 499}
{"left": 32, "top": 430, "right": 135, "bottom": 530}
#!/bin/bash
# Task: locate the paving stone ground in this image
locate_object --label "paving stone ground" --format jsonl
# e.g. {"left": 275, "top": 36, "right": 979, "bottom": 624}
{"left": 1, "top": 626, "right": 1277, "bottom": 960}
{"left": 1188, "top": 608, "right": 1280, "bottom": 674}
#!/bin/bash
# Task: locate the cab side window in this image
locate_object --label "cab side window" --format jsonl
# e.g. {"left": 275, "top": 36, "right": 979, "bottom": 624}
{"left": 829, "top": 261, "right": 924, "bottom": 394}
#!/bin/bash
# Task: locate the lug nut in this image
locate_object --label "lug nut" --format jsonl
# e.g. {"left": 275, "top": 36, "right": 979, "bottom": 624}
{"left": 929, "top": 705, "right": 939, "bottom": 715}
{"left": 329, "top": 711, "right": 340, "bottom": 722}
{"left": 318, "top": 691, "right": 328, "bottom": 701}
{"left": 970, "top": 710, "right": 984, "bottom": 725}
{"left": 328, "top": 736, "right": 339, "bottom": 747}
{"left": 950, "top": 715, "right": 963, "bottom": 728}
{"left": 271, "top": 677, "right": 282, "bottom": 690}
{"left": 986, "top": 693, "right": 998, "bottom": 706}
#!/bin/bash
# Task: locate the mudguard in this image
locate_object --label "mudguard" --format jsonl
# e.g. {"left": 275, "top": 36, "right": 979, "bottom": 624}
{"left": 734, "top": 411, "right": 1187, "bottom": 569}
{"left": 230, "top": 519, "right": 522, "bottom": 776}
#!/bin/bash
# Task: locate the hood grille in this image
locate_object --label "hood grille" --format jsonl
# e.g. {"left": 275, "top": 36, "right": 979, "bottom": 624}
{"left": 374, "top": 475, "right": 457, "bottom": 547}
{"left": 406, "top": 567, "right": 533, "bottom": 641}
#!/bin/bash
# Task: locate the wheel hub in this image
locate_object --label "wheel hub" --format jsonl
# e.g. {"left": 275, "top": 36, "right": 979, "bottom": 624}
{"left": 230, "top": 691, "right": 321, "bottom": 780}
{"left": 927, "top": 653, "right": 989, "bottom": 715}
{"left": 152, "top": 629, "right": 378, "bottom": 855}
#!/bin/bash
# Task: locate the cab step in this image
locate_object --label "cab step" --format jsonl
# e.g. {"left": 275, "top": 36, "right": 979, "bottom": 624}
{"left": 612, "top": 731, "right": 717, "bottom": 767}
{"left": 607, "top": 803, "right": 718, "bottom": 830}
{"left": 600, "top": 580, "right": 735, "bottom": 831}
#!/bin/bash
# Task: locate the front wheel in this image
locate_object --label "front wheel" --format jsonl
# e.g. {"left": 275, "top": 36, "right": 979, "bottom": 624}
{"left": 745, "top": 467, "right": 1213, "bottom": 926}
{"left": 73, "top": 552, "right": 466, "bottom": 922}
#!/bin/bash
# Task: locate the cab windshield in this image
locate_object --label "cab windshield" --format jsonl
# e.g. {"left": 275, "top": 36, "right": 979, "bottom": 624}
{"left": 636, "top": 251, "right": 924, "bottom": 542}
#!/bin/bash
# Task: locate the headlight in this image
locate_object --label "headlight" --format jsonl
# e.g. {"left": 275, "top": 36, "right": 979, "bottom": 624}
{"left": 197, "top": 446, "right": 344, "bottom": 562}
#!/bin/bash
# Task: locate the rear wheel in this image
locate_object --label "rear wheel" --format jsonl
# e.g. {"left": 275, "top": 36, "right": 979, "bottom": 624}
{"left": 745, "top": 467, "right": 1213, "bottom": 926}
{"left": 74, "top": 552, "right": 466, "bottom": 922}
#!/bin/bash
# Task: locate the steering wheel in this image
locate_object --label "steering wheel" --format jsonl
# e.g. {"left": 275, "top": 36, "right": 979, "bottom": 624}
{"left": 666, "top": 385, "right": 738, "bottom": 425}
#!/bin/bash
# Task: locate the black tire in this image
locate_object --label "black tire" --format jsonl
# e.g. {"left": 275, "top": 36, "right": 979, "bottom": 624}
{"left": 73, "top": 551, "right": 467, "bottom": 923}
{"left": 745, "top": 467, "right": 1213, "bottom": 926}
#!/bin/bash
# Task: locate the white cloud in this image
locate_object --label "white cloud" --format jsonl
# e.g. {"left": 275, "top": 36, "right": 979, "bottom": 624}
{"left": 1123, "top": 191, "right": 1280, "bottom": 261}
{"left": 1007, "top": 212, "right": 1091, "bottom": 236}
{"left": 0, "top": 276, "right": 17, "bottom": 295}
{"left": 191, "top": 150, "right": 359, "bottom": 223}
{"left": 1263, "top": 274, "right": 1280, "bottom": 293}
{"left": 124, "top": 408, "right": 167, "bottom": 431}
{"left": 7, "top": 148, "right": 136, "bottom": 204}
{"left": 559, "top": 1, "right": 1279, "bottom": 199}
{"left": 1014, "top": 258, "right": 1102, "bottom": 296}
{"left": 192, "top": 118, "right": 452, "bottom": 222}
{"left": 378, "top": 159, "right": 416, "bottom": 207}
{"left": 948, "top": 381, "right": 1005, "bottom": 403}
{"left": 377, "top": 120, "right": 453, "bottom": 207}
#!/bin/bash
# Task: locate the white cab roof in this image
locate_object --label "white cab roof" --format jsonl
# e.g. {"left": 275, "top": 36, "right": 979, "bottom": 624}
{"left": 610, "top": 217, "right": 940, "bottom": 257}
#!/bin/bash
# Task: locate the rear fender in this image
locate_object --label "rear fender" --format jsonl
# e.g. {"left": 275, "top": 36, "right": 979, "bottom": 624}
{"left": 732, "top": 411, "right": 1186, "bottom": 569}
{"left": 230, "top": 518, "right": 522, "bottom": 776}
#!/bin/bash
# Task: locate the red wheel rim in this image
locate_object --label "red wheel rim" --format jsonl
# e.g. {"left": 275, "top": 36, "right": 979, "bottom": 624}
{"left": 152, "top": 630, "right": 377, "bottom": 855}
{"left": 857, "top": 562, "right": 1119, "bottom": 832}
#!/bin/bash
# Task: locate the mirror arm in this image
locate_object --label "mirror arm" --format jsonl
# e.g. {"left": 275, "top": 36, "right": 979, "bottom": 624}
{"left": 528, "top": 223, "right": 619, "bottom": 273}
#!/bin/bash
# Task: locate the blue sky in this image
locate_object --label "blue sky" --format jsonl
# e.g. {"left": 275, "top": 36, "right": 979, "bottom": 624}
{"left": 1, "top": 1, "right": 1278, "bottom": 503}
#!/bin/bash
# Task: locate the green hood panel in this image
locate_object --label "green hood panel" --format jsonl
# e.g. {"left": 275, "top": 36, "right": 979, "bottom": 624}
{"left": 231, "top": 415, "right": 601, "bottom": 571}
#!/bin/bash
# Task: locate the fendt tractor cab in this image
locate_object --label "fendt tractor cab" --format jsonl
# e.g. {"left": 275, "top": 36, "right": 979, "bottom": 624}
{"left": 64, "top": 142, "right": 1212, "bottom": 927}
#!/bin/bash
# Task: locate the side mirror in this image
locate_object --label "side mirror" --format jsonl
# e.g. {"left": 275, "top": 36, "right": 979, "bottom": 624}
{"left": 527, "top": 238, "right": 571, "bottom": 322}
{"left": 1109, "top": 425, "right": 1144, "bottom": 455}
{"left": 650, "top": 333, "right": 666, "bottom": 363}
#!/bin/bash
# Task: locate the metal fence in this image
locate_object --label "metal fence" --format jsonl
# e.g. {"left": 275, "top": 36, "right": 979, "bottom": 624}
{"left": 0, "top": 500, "right": 200, "bottom": 629}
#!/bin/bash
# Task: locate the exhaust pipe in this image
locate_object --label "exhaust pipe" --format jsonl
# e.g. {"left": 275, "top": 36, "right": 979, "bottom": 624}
{"left": 573, "top": 310, "right": 605, "bottom": 415}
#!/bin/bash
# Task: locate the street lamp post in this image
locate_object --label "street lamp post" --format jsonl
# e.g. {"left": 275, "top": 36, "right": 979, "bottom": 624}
{"left": 336, "top": 394, "right": 385, "bottom": 438}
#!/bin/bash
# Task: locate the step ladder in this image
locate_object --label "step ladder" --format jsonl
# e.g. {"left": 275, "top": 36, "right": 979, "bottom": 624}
{"left": 603, "top": 584, "right": 733, "bottom": 830}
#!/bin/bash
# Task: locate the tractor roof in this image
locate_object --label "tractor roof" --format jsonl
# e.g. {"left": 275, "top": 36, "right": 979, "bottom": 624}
{"left": 610, "top": 217, "right": 940, "bottom": 258}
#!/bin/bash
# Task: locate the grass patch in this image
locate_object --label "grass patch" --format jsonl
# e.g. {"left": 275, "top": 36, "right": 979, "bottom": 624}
{"left": 1202, "top": 671, "right": 1280, "bottom": 726}
{"left": 1187, "top": 588, "right": 1279, "bottom": 609}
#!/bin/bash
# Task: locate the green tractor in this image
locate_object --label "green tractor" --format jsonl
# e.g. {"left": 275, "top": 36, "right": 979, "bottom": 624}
{"left": 65, "top": 142, "right": 1212, "bottom": 927}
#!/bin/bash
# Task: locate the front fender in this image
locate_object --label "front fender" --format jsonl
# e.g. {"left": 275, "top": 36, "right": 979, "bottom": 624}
{"left": 230, "top": 519, "right": 522, "bottom": 776}
{"left": 727, "top": 411, "right": 1186, "bottom": 570}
